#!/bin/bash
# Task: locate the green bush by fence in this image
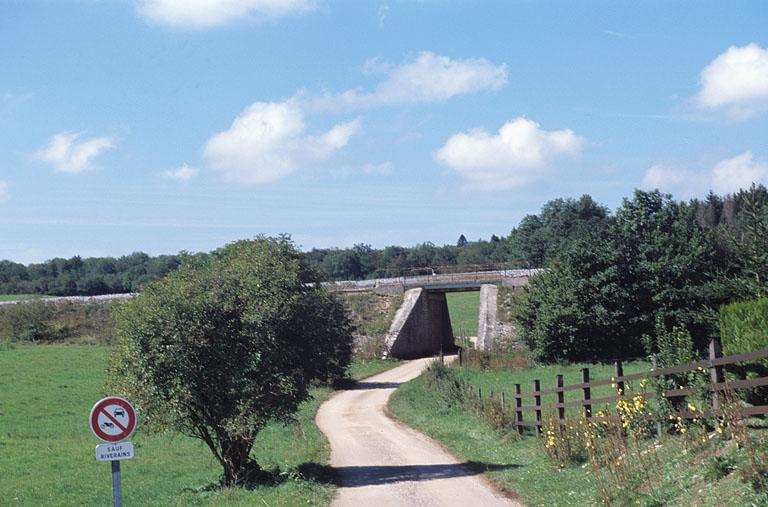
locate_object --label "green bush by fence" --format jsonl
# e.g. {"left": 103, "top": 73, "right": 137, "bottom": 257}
{"left": 721, "top": 298, "right": 768, "bottom": 356}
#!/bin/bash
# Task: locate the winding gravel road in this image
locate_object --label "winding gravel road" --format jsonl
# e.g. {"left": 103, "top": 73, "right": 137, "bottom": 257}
{"left": 316, "top": 358, "right": 521, "bottom": 507}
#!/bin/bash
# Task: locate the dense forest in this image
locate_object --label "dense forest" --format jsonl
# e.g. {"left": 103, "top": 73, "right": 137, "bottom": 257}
{"left": 512, "top": 185, "right": 768, "bottom": 362}
{"left": 0, "top": 187, "right": 765, "bottom": 303}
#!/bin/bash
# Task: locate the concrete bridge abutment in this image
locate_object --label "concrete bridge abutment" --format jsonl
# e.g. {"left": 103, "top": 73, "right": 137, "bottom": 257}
{"left": 385, "top": 288, "right": 455, "bottom": 359}
{"left": 476, "top": 284, "right": 499, "bottom": 351}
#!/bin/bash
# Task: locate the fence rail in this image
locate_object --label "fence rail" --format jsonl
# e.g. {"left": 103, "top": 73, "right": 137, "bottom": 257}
{"left": 458, "top": 338, "right": 768, "bottom": 435}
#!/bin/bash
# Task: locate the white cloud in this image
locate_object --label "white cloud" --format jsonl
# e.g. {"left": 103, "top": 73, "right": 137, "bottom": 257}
{"left": 0, "top": 181, "right": 9, "bottom": 203}
{"left": 137, "top": 0, "right": 316, "bottom": 28}
{"left": 641, "top": 151, "right": 768, "bottom": 198}
{"left": 362, "top": 161, "right": 393, "bottom": 175}
{"left": 435, "top": 117, "right": 585, "bottom": 190}
{"left": 711, "top": 152, "right": 768, "bottom": 194}
{"left": 696, "top": 43, "right": 768, "bottom": 120}
{"left": 35, "top": 132, "right": 115, "bottom": 173}
{"left": 314, "top": 51, "right": 508, "bottom": 109}
{"left": 204, "top": 100, "right": 360, "bottom": 184}
{"left": 377, "top": 4, "right": 389, "bottom": 27}
{"left": 162, "top": 164, "right": 199, "bottom": 181}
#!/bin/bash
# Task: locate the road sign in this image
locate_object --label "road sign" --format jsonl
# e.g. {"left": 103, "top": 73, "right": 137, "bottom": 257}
{"left": 95, "top": 442, "right": 134, "bottom": 462}
{"left": 89, "top": 397, "right": 137, "bottom": 443}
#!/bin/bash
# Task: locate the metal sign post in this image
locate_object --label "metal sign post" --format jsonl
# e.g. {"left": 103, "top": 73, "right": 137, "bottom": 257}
{"left": 112, "top": 461, "right": 122, "bottom": 507}
{"left": 90, "top": 397, "right": 137, "bottom": 507}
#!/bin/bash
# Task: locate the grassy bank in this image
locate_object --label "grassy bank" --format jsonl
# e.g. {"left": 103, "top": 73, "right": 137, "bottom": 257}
{"left": 347, "top": 358, "right": 403, "bottom": 380}
{"left": 0, "top": 294, "right": 51, "bottom": 302}
{"left": 446, "top": 291, "right": 480, "bottom": 337}
{"left": 389, "top": 364, "right": 768, "bottom": 506}
{"left": 390, "top": 372, "right": 595, "bottom": 505}
{"left": 0, "top": 344, "right": 401, "bottom": 506}
{"left": 456, "top": 360, "right": 651, "bottom": 409}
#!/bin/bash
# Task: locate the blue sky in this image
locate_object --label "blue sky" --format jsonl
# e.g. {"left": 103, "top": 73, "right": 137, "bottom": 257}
{"left": 1, "top": 1, "right": 767, "bottom": 264}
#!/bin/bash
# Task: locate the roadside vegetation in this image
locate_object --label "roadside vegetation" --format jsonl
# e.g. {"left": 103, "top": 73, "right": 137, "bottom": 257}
{"left": 390, "top": 359, "right": 768, "bottom": 506}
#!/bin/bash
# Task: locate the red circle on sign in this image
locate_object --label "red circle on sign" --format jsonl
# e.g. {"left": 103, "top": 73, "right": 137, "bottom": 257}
{"left": 89, "top": 397, "right": 137, "bottom": 442}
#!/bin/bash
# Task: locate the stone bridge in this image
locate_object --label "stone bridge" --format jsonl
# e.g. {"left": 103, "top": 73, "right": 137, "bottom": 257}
{"left": 327, "top": 268, "right": 542, "bottom": 359}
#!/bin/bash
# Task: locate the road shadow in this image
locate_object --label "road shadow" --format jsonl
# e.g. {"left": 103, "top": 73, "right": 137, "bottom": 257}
{"left": 348, "top": 381, "right": 402, "bottom": 390}
{"left": 332, "top": 379, "right": 402, "bottom": 390}
{"left": 331, "top": 462, "right": 520, "bottom": 487}
{"left": 181, "top": 461, "right": 520, "bottom": 493}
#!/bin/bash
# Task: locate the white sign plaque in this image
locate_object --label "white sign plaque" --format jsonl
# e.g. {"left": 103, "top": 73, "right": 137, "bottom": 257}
{"left": 95, "top": 442, "right": 135, "bottom": 462}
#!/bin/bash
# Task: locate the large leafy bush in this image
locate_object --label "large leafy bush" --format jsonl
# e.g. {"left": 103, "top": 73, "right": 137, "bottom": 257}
{"left": 109, "top": 236, "right": 353, "bottom": 486}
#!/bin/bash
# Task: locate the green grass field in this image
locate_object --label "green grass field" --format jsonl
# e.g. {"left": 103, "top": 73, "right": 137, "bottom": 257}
{"left": 0, "top": 294, "right": 50, "bottom": 302}
{"left": 456, "top": 360, "right": 652, "bottom": 412}
{"left": 446, "top": 292, "right": 480, "bottom": 337}
{"left": 0, "top": 345, "right": 400, "bottom": 506}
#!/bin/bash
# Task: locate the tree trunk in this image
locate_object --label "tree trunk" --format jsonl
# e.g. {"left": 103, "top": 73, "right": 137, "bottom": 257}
{"left": 221, "top": 437, "right": 254, "bottom": 487}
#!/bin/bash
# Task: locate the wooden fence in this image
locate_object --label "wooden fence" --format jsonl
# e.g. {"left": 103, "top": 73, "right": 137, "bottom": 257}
{"left": 457, "top": 339, "right": 768, "bottom": 435}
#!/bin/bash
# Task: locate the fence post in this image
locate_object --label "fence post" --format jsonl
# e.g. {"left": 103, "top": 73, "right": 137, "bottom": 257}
{"left": 501, "top": 392, "right": 505, "bottom": 411}
{"left": 534, "top": 379, "right": 542, "bottom": 434}
{"left": 581, "top": 368, "right": 591, "bottom": 419}
{"left": 651, "top": 356, "right": 663, "bottom": 437}
{"left": 458, "top": 347, "right": 463, "bottom": 367}
{"left": 478, "top": 387, "right": 482, "bottom": 401}
{"left": 514, "top": 383, "right": 523, "bottom": 435}
{"left": 614, "top": 360, "right": 624, "bottom": 396}
{"left": 440, "top": 344, "right": 444, "bottom": 365}
{"left": 709, "top": 338, "right": 725, "bottom": 410}
{"left": 556, "top": 374, "right": 565, "bottom": 421}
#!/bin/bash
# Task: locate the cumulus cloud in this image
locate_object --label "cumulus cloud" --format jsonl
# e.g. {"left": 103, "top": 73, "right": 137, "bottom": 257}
{"left": 162, "top": 164, "right": 199, "bottom": 181}
{"left": 641, "top": 151, "right": 768, "bottom": 198}
{"left": 0, "top": 181, "right": 9, "bottom": 203}
{"left": 35, "top": 132, "right": 115, "bottom": 173}
{"left": 314, "top": 51, "right": 508, "bottom": 109}
{"left": 204, "top": 100, "right": 360, "bottom": 184}
{"left": 435, "top": 117, "right": 585, "bottom": 190}
{"left": 696, "top": 43, "right": 768, "bottom": 120}
{"left": 137, "top": 0, "right": 316, "bottom": 28}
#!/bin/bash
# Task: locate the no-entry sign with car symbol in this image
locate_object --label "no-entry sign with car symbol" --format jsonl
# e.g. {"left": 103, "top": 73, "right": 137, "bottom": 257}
{"left": 89, "top": 397, "right": 137, "bottom": 443}
{"left": 89, "top": 396, "right": 137, "bottom": 507}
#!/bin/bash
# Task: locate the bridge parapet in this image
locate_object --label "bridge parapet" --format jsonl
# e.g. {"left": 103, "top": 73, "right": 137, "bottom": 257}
{"left": 325, "top": 268, "right": 542, "bottom": 294}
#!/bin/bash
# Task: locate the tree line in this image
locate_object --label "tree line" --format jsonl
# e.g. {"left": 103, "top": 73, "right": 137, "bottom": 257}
{"left": 512, "top": 185, "right": 768, "bottom": 363}
{"left": 0, "top": 187, "right": 765, "bottom": 302}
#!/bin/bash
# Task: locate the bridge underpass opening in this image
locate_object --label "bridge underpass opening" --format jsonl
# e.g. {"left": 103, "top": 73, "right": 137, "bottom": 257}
{"left": 384, "top": 285, "right": 498, "bottom": 359}
{"left": 445, "top": 291, "right": 479, "bottom": 345}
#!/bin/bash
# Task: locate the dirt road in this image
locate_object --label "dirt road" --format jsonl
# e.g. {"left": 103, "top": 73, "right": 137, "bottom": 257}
{"left": 316, "top": 358, "right": 521, "bottom": 506}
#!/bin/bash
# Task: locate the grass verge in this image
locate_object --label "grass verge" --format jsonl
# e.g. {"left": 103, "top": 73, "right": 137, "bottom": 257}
{"left": 389, "top": 364, "right": 768, "bottom": 506}
{"left": 347, "top": 358, "right": 403, "bottom": 381}
{"left": 389, "top": 372, "right": 595, "bottom": 506}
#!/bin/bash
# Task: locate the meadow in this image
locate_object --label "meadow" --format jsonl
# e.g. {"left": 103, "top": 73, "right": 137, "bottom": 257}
{"left": 0, "top": 344, "right": 398, "bottom": 506}
{"left": 446, "top": 291, "right": 480, "bottom": 337}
